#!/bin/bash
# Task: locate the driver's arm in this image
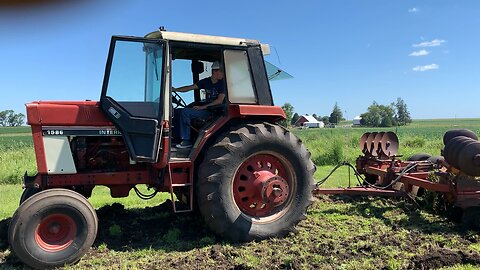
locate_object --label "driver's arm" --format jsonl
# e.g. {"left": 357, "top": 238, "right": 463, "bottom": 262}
{"left": 173, "top": 84, "right": 198, "bottom": 93}
{"left": 208, "top": 93, "right": 225, "bottom": 107}
{"left": 194, "top": 93, "right": 225, "bottom": 110}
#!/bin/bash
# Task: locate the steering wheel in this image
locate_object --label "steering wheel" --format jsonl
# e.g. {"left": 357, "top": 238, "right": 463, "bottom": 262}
{"left": 172, "top": 91, "right": 187, "bottom": 109}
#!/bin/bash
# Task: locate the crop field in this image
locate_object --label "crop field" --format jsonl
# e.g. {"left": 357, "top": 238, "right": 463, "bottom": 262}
{"left": 1, "top": 119, "right": 480, "bottom": 269}
{"left": 0, "top": 126, "right": 35, "bottom": 186}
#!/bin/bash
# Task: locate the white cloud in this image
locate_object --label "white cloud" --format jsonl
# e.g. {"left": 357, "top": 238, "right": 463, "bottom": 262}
{"left": 412, "top": 64, "right": 439, "bottom": 72}
{"left": 409, "top": 50, "right": 429, "bottom": 56}
{"left": 408, "top": 7, "right": 419, "bottom": 13}
{"left": 413, "top": 39, "right": 446, "bottom": 47}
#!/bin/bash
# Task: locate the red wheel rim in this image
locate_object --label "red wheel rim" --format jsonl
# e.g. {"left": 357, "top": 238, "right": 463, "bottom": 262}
{"left": 35, "top": 214, "right": 77, "bottom": 252}
{"left": 233, "top": 153, "right": 293, "bottom": 218}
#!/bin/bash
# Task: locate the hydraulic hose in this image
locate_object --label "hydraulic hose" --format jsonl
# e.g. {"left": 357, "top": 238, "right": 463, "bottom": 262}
{"left": 133, "top": 186, "right": 158, "bottom": 200}
{"left": 316, "top": 161, "right": 420, "bottom": 191}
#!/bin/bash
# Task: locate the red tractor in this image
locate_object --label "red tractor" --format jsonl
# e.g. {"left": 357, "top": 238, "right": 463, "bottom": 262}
{"left": 8, "top": 29, "right": 315, "bottom": 268}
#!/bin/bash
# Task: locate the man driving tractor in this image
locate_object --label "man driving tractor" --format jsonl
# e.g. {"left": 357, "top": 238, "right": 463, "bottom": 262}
{"left": 172, "top": 61, "right": 225, "bottom": 148}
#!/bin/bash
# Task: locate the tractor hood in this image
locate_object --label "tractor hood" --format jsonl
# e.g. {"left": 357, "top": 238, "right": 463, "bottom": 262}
{"left": 26, "top": 101, "right": 112, "bottom": 126}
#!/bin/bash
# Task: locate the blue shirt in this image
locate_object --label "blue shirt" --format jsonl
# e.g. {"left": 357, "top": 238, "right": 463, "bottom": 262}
{"left": 196, "top": 77, "right": 225, "bottom": 103}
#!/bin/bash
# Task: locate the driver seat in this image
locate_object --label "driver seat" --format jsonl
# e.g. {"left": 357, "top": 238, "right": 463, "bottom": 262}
{"left": 190, "top": 104, "right": 225, "bottom": 134}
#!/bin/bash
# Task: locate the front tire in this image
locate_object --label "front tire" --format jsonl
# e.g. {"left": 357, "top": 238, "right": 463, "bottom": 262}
{"left": 9, "top": 188, "right": 98, "bottom": 269}
{"left": 196, "top": 123, "right": 316, "bottom": 241}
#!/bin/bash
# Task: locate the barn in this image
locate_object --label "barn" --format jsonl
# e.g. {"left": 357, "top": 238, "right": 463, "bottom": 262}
{"left": 353, "top": 116, "right": 362, "bottom": 126}
{"left": 294, "top": 115, "right": 324, "bottom": 128}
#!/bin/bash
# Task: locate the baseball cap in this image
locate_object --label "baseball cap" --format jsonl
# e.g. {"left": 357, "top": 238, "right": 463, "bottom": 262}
{"left": 211, "top": 61, "right": 223, "bottom": 70}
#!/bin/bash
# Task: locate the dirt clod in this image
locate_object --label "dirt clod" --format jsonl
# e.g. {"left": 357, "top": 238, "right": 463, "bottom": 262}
{"left": 410, "top": 249, "right": 480, "bottom": 269}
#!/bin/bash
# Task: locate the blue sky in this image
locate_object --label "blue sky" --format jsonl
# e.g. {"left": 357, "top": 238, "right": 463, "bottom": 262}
{"left": 0, "top": 1, "right": 479, "bottom": 119}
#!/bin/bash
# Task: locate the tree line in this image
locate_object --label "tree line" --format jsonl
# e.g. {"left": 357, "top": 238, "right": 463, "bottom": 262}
{"left": 281, "top": 97, "right": 411, "bottom": 127}
{"left": 0, "top": 110, "right": 25, "bottom": 126}
{"left": 360, "top": 97, "right": 411, "bottom": 127}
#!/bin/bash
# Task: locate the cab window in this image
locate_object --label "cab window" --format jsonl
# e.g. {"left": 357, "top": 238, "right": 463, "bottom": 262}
{"left": 224, "top": 50, "right": 256, "bottom": 104}
{"left": 105, "top": 40, "right": 164, "bottom": 118}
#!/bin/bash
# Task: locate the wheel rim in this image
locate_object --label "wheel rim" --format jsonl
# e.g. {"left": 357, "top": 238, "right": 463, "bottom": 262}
{"left": 35, "top": 214, "right": 77, "bottom": 252}
{"left": 233, "top": 153, "right": 295, "bottom": 220}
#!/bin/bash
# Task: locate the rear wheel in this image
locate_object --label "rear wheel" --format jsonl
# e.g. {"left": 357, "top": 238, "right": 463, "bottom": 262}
{"left": 8, "top": 188, "right": 98, "bottom": 269}
{"left": 196, "top": 123, "right": 316, "bottom": 241}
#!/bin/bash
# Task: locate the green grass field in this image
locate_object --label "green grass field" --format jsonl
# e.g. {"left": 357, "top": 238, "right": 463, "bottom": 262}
{"left": 1, "top": 120, "right": 480, "bottom": 269}
{"left": 0, "top": 185, "right": 170, "bottom": 220}
{"left": 0, "top": 126, "right": 35, "bottom": 185}
{"left": 2, "top": 119, "right": 480, "bottom": 186}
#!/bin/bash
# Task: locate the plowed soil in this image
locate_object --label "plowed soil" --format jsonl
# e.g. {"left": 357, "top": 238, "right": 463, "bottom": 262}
{"left": 2, "top": 197, "right": 480, "bottom": 269}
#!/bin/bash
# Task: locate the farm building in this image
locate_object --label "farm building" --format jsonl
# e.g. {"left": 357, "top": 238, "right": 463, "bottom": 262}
{"left": 353, "top": 116, "right": 362, "bottom": 126}
{"left": 294, "top": 115, "right": 324, "bottom": 128}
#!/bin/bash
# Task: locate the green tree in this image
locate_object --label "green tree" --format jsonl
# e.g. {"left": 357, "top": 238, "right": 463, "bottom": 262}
{"left": 329, "top": 103, "right": 343, "bottom": 124}
{"left": 0, "top": 110, "right": 25, "bottom": 126}
{"left": 8, "top": 112, "right": 25, "bottom": 126}
{"left": 312, "top": 114, "right": 327, "bottom": 123}
{"left": 394, "top": 97, "right": 412, "bottom": 126}
{"left": 360, "top": 101, "right": 396, "bottom": 127}
{"left": 321, "top": 116, "right": 330, "bottom": 124}
{"left": 0, "top": 110, "right": 8, "bottom": 126}
{"left": 291, "top": 112, "right": 300, "bottom": 126}
{"left": 280, "top": 103, "right": 294, "bottom": 127}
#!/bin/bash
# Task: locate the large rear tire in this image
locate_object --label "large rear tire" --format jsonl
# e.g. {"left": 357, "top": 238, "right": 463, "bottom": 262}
{"left": 8, "top": 188, "right": 98, "bottom": 269}
{"left": 196, "top": 123, "right": 316, "bottom": 241}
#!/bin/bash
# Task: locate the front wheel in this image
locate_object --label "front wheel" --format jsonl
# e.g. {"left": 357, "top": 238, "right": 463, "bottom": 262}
{"left": 9, "top": 188, "right": 98, "bottom": 269}
{"left": 196, "top": 123, "right": 316, "bottom": 241}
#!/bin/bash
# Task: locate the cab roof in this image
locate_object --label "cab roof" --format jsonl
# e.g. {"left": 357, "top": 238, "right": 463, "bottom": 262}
{"left": 145, "top": 30, "right": 270, "bottom": 55}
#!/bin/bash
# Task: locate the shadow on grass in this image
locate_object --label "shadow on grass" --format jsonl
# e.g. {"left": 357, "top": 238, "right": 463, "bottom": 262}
{"left": 0, "top": 218, "right": 11, "bottom": 251}
{"left": 92, "top": 201, "right": 218, "bottom": 251}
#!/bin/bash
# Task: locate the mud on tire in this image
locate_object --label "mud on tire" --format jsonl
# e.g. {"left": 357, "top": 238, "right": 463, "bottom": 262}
{"left": 196, "top": 122, "right": 316, "bottom": 241}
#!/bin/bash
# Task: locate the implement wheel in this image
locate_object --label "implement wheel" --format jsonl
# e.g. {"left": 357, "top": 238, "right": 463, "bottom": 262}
{"left": 407, "top": 153, "right": 431, "bottom": 161}
{"left": 8, "top": 189, "right": 98, "bottom": 269}
{"left": 197, "top": 123, "right": 316, "bottom": 241}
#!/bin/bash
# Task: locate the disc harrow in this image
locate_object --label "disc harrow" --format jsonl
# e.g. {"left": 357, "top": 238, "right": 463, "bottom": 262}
{"left": 314, "top": 129, "right": 480, "bottom": 212}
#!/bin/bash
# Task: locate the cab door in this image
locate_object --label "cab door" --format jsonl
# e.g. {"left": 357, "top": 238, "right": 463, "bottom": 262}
{"left": 100, "top": 36, "right": 166, "bottom": 162}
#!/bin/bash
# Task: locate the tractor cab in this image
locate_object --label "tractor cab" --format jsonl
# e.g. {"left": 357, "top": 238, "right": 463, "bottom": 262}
{"left": 100, "top": 29, "right": 289, "bottom": 162}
